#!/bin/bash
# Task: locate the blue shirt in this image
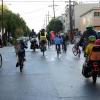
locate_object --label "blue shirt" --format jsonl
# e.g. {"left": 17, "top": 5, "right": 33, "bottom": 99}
{"left": 54, "top": 36, "right": 62, "bottom": 45}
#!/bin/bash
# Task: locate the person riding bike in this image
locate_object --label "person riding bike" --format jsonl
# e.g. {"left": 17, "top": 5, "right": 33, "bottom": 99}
{"left": 82, "top": 36, "right": 96, "bottom": 77}
{"left": 60, "top": 32, "right": 64, "bottom": 49}
{"left": 16, "top": 39, "right": 27, "bottom": 67}
{"left": 60, "top": 32, "right": 68, "bottom": 51}
{"left": 85, "top": 35, "right": 96, "bottom": 58}
{"left": 78, "top": 25, "right": 97, "bottom": 51}
{"left": 82, "top": 39, "right": 100, "bottom": 79}
{"left": 54, "top": 34, "right": 63, "bottom": 53}
{"left": 29, "top": 29, "right": 38, "bottom": 49}
{"left": 38, "top": 29, "right": 47, "bottom": 50}
{"left": 29, "top": 29, "right": 37, "bottom": 39}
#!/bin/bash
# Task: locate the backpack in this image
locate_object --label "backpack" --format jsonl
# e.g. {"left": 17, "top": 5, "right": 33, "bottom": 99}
{"left": 89, "top": 46, "right": 100, "bottom": 61}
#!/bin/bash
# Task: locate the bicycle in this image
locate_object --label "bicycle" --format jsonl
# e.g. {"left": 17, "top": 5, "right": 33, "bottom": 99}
{"left": 0, "top": 53, "right": 2, "bottom": 68}
{"left": 40, "top": 40, "right": 46, "bottom": 56}
{"left": 16, "top": 55, "right": 25, "bottom": 72}
{"left": 56, "top": 45, "right": 61, "bottom": 58}
{"left": 62, "top": 42, "right": 67, "bottom": 53}
{"left": 19, "top": 56, "right": 24, "bottom": 72}
{"left": 72, "top": 43, "right": 81, "bottom": 57}
{"left": 16, "top": 49, "right": 26, "bottom": 72}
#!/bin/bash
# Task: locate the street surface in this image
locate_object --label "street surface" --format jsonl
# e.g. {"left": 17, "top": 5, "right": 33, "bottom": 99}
{"left": 0, "top": 43, "right": 100, "bottom": 100}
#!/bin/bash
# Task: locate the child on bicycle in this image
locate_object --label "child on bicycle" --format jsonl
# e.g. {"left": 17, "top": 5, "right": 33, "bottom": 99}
{"left": 85, "top": 35, "right": 96, "bottom": 58}
{"left": 82, "top": 36, "right": 96, "bottom": 77}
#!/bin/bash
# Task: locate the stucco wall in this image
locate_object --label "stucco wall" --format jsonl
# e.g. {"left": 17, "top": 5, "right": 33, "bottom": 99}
{"left": 74, "top": 3, "right": 100, "bottom": 31}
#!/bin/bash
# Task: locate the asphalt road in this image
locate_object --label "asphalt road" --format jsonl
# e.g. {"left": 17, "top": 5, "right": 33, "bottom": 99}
{"left": 0, "top": 43, "right": 100, "bottom": 100}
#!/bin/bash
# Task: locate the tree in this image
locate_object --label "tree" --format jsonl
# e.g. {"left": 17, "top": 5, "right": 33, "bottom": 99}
{"left": 0, "top": 5, "right": 30, "bottom": 38}
{"left": 46, "top": 18, "right": 63, "bottom": 33}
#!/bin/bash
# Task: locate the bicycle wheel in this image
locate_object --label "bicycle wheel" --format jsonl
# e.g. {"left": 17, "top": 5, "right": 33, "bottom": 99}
{"left": 78, "top": 48, "right": 81, "bottom": 57}
{"left": 0, "top": 54, "right": 2, "bottom": 68}
{"left": 57, "top": 50, "right": 59, "bottom": 58}
{"left": 64, "top": 44, "right": 67, "bottom": 53}
{"left": 43, "top": 49, "right": 45, "bottom": 56}
{"left": 41, "top": 46, "right": 45, "bottom": 56}
{"left": 72, "top": 46, "right": 78, "bottom": 56}
{"left": 57, "top": 47, "right": 60, "bottom": 58}
{"left": 19, "top": 57, "right": 24, "bottom": 72}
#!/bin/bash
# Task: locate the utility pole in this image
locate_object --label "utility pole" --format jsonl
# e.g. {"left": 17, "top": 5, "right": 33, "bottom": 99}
{"left": 53, "top": 0, "right": 55, "bottom": 18}
{"left": 48, "top": 0, "right": 58, "bottom": 19}
{"left": 69, "top": 0, "right": 73, "bottom": 43}
{"left": 47, "top": 11, "right": 49, "bottom": 24}
{"left": 45, "top": 14, "right": 47, "bottom": 28}
{"left": 43, "top": 19, "right": 45, "bottom": 29}
{"left": 1, "top": 0, "right": 4, "bottom": 35}
{"left": 68, "top": 0, "right": 77, "bottom": 43}
{"left": 45, "top": 11, "right": 50, "bottom": 28}
{"left": 99, "top": 0, "right": 100, "bottom": 7}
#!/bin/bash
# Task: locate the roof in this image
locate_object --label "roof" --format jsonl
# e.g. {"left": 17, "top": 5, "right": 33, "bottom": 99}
{"left": 80, "top": 7, "right": 100, "bottom": 17}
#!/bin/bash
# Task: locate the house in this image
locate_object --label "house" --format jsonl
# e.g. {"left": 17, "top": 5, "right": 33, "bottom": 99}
{"left": 80, "top": 7, "right": 100, "bottom": 32}
{"left": 65, "top": 2, "right": 100, "bottom": 33}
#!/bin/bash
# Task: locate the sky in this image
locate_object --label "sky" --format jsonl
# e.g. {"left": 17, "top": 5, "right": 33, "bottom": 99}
{"left": 2, "top": 0, "right": 100, "bottom": 32}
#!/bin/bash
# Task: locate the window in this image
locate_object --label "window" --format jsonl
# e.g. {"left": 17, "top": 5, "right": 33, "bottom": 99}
{"left": 94, "top": 12, "right": 100, "bottom": 17}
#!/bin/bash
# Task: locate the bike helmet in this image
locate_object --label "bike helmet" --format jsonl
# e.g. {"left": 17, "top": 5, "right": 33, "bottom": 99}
{"left": 86, "top": 25, "right": 93, "bottom": 30}
{"left": 88, "top": 35, "right": 96, "bottom": 42}
{"left": 41, "top": 29, "right": 45, "bottom": 32}
{"left": 94, "top": 39, "right": 100, "bottom": 45}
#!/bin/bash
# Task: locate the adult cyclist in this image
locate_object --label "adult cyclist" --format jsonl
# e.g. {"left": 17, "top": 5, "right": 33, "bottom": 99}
{"left": 29, "top": 29, "right": 38, "bottom": 49}
{"left": 29, "top": 29, "right": 37, "bottom": 40}
{"left": 38, "top": 29, "right": 47, "bottom": 50}
{"left": 60, "top": 32, "right": 68, "bottom": 51}
{"left": 16, "top": 39, "right": 27, "bottom": 67}
{"left": 78, "top": 25, "right": 97, "bottom": 51}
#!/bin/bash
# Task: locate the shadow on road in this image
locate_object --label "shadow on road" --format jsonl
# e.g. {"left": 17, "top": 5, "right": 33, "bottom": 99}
{"left": 82, "top": 79, "right": 100, "bottom": 97}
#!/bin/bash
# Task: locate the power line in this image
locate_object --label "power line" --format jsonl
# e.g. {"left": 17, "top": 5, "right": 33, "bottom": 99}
{"left": 3, "top": 0, "right": 72, "bottom": 3}
{"left": 22, "top": 7, "right": 47, "bottom": 14}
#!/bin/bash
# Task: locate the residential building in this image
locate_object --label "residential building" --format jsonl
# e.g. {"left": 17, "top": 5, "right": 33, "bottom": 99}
{"left": 65, "top": 2, "right": 100, "bottom": 33}
{"left": 80, "top": 7, "right": 100, "bottom": 32}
